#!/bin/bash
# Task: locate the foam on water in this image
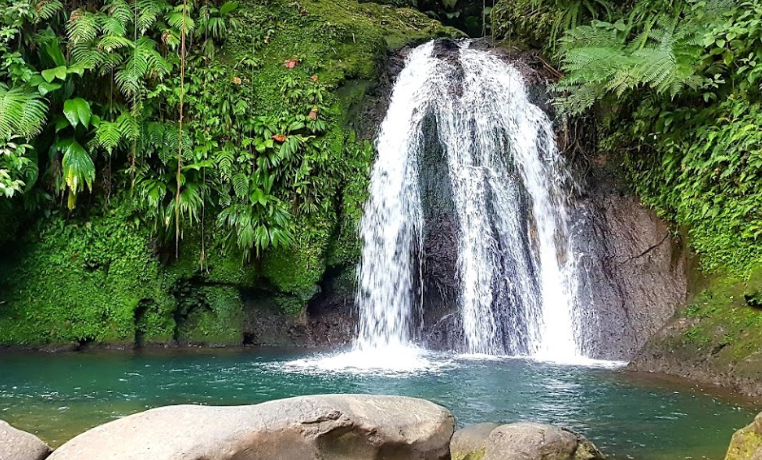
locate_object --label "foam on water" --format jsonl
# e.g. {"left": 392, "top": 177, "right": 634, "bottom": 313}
{"left": 279, "top": 347, "right": 458, "bottom": 376}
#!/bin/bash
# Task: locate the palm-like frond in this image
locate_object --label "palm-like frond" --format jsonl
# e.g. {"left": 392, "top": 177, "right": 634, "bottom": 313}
{"left": 67, "top": 10, "right": 101, "bottom": 45}
{"left": 554, "top": 17, "right": 705, "bottom": 115}
{"left": 115, "top": 37, "right": 170, "bottom": 101}
{"left": 136, "top": 0, "right": 170, "bottom": 34}
{"left": 33, "top": 0, "right": 63, "bottom": 21}
{"left": 0, "top": 85, "right": 48, "bottom": 140}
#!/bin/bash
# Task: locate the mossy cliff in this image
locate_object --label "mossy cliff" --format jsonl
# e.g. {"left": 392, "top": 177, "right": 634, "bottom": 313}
{"left": 630, "top": 266, "right": 762, "bottom": 397}
{"left": 0, "top": 0, "right": 460, "bottom": 349}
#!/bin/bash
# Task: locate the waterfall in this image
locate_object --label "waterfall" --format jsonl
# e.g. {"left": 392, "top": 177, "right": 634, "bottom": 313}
{"left": 355, "top": 40, "right": 588, "bottom": 361}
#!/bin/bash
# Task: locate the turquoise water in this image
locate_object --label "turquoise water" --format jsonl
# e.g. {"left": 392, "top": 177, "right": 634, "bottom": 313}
{"left": 0, "top": 348, "right": 756, "bottom": 459}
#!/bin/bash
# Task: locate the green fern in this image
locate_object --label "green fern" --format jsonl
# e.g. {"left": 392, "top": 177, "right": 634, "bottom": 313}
{"left": 67, "top": 10, "right": 101, "bottom": 44}
{"left": 0, "top": 84, "right": 48, "bottom": 140}
{"left": 554, "top": 17, "right": 706, "bottom": 115}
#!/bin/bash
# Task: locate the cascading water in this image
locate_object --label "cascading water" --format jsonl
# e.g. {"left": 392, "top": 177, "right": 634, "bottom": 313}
{"left": 354, "top": 40, "right": 590, "bottom": 362}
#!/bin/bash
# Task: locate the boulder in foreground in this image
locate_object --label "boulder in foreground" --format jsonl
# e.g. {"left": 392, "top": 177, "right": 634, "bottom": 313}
{"left": 451, "top": 422, "right": 606, "bottom": 460}
{"left": 724, "top": 412, "right": 762, "bottom": 460}
{"left": 49, "top": 394, "right": 455, "bottom": 460}
{"left": 0, "top": 420, "right": 52, "bottom": 460}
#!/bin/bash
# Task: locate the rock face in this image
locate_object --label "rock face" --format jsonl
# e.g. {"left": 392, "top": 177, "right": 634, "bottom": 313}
{"left": 450, "top": 422, "right": 606, "bottom": 460}
{"left": 0, "top": 420, "right": 52, "bottom": 460}
{"left": 724, "top": 413, "right": 762, "bottom": 460}
{"left": 571, "top": 158, "right": 689, "bottom": 360}
{"left": 48, "top": 395, "right": 454, "bottom": 460}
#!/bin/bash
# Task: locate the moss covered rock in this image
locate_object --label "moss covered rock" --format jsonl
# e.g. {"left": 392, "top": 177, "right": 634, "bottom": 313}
{"left": 630, "top": 269, "right": 762, "bottom": 396}
{"left": 0, "top": 207, "right": 174, "bottom": 348}
{"left": 725, "top": 413, "right": 762, "bottom": 460}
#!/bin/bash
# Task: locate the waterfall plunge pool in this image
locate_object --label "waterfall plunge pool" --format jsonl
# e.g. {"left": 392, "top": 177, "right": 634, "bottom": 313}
{"left": 0, "top": 348, "right": 756, "bottom": 459}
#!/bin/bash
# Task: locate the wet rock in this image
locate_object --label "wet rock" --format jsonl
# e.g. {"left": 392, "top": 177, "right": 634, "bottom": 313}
{"left": 451, "top": 422, "right": 606, "bottom": 460}
{"left": 743, "top": 266, "right": 762, "bottom": 308}
{"left": 572, "top": 156, "right": 688, "bottom": 360}
{"left": 0, "top": 420, "right": 52, "bottom": 460}
{"left": 724, "top": 413, "right": 762, "bottom": 460}
{"left": 48, "top": 395, "right": 454, "bottom": 460}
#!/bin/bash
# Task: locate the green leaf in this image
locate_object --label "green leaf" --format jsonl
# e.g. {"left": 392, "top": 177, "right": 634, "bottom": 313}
{"left": 38, "top": 82, "right": 62, "bottom": 96}
{"left": 220, "top": 1, "right": 239, "bottom": 15}
{"left": 55, "top": 116, "right": 70, "bottom": 132}
{"left": 60, "top": 139, "right": 95, "bottom": 209}
{"left": 41, "top": 68, "right": 57, "bottom": 83}
{"left": 66, "top": 61, "right": 89, "bottom": 77}
{"left": 63, "top": 98, "right": 92, "bottom": 128}
{"left": 44, "top": 40, "right": 66, "bottom": 67}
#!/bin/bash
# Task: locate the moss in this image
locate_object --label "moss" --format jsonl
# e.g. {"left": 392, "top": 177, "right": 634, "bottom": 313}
{"left": 261, "top": 212, "right": 332, "bottom": 313}
{"left": 176, "top": 286, "right": 244, "bottom": 346}
{"left": 724, "top": 417, "right": 762, "bottom": 460}
{"left": 165, "top": 230, "right": 257, "bottom": 288}
{"left": 452, "top": 448, "right": 486, "bottom": 460}
{"left": 639, "top": 270, "right": 762, "bottom": 387}
{"left": 0, "top": 205, "right": 174, "bottom": 347}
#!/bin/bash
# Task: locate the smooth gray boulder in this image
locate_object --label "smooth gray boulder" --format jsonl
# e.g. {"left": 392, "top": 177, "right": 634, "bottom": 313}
{"left": 0, "top": 420, "right": 52, "bottom": 460}
{"left": 49, "top": 394, "right": 455, "bottom": 460}
{"left": 451, "top": 422, "right": 605, "bottom": 460}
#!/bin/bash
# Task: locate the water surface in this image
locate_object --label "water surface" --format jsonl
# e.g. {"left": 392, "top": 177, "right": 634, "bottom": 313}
{"left": 0, "top": 348, "right": 755, "bottom": 459}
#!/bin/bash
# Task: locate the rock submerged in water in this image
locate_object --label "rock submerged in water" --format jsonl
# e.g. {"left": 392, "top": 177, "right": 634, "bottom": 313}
{"left": 48, "top": 394, "right": 454, "bottom": 460}
{"left": 724, "top": 412, "right": 762, "bottom": 460}
{"left": 0, "top": 420, "right": 52, "bottom": 460}
{"left": 451, "top": 422, "right": 606, "bottom": 460}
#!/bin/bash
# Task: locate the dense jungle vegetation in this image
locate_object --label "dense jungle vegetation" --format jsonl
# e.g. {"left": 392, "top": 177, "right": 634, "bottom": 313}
{"left": 0, "top": 0, "right": 455, "bottom": 346}
{"left": 2, "top": 0, "right": 762, "bottom": 348}
{"left": 495, "top": 0, "right": 762, "bottom": 276}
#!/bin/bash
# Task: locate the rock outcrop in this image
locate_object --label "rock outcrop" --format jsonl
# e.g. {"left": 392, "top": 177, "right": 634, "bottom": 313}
{"left": 48, "top": 395, "right": 454, "bottom": 460}
{"left": 450, "top": 422, "right": 606, "bottom": 460}
{"left": 724, "top": 412, "right": 762, "bottom": 460}
{"left": 0, "top": 420, "right": 52, "bottom": 460}
{"left": 450, "top": 423, "right": 606, "bottom": 460}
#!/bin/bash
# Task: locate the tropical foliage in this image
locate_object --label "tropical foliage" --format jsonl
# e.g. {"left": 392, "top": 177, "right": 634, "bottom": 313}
{"left": 0, "top": 0, "right": 371, "bottom": 263}
{"left": 524, "top": 0, "right": 762, "bottom": 273}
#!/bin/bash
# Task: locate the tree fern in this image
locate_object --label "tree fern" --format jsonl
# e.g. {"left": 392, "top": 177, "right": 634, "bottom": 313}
{"left": 554, "top": 17, "right": 706, "bottom": 115}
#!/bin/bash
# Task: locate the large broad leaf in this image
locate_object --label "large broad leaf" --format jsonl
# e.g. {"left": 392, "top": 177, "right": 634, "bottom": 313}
{"left": 63, "top": 98, "right": 92, "bottom": 129}
{"left": 41, "top": 66, "right": 68, "bottom": 83}
{"left": 44, "top": 40, "right": 66, "bottom": 67}
{"left": 220, "top": 1, "right": 239, "bottom": 15}
{"left": 66, "top": 61, "right": 89, "bottom": 77}
{"left": 38, "top": 81, "right": 62, "bottom": 96}
{"left": 60, "top": 139, "right": 95, "bottom": 210}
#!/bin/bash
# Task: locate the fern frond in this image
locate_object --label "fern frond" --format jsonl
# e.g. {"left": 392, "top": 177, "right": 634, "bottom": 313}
{"left": 67, "top": 10, "right": 101, "bottom": 45}
{"left": 33, "top": 0, "right": 63, "bottom": 21}
{"left": 98, "top": 35, "right": 134, "bottom": 52}
{"left": 0, "top": 85, "right": 48, "bottom": 140}
{"left": 104, "top": 0, "right": 133, "bottom": 25}
{"left": 136, "top": 0, "right": 170, "bottom": 34}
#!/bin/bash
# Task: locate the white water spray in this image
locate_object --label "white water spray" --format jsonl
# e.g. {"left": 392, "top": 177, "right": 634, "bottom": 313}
{"left": 354, "top": 40, "right": 588, "bottom": 362}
